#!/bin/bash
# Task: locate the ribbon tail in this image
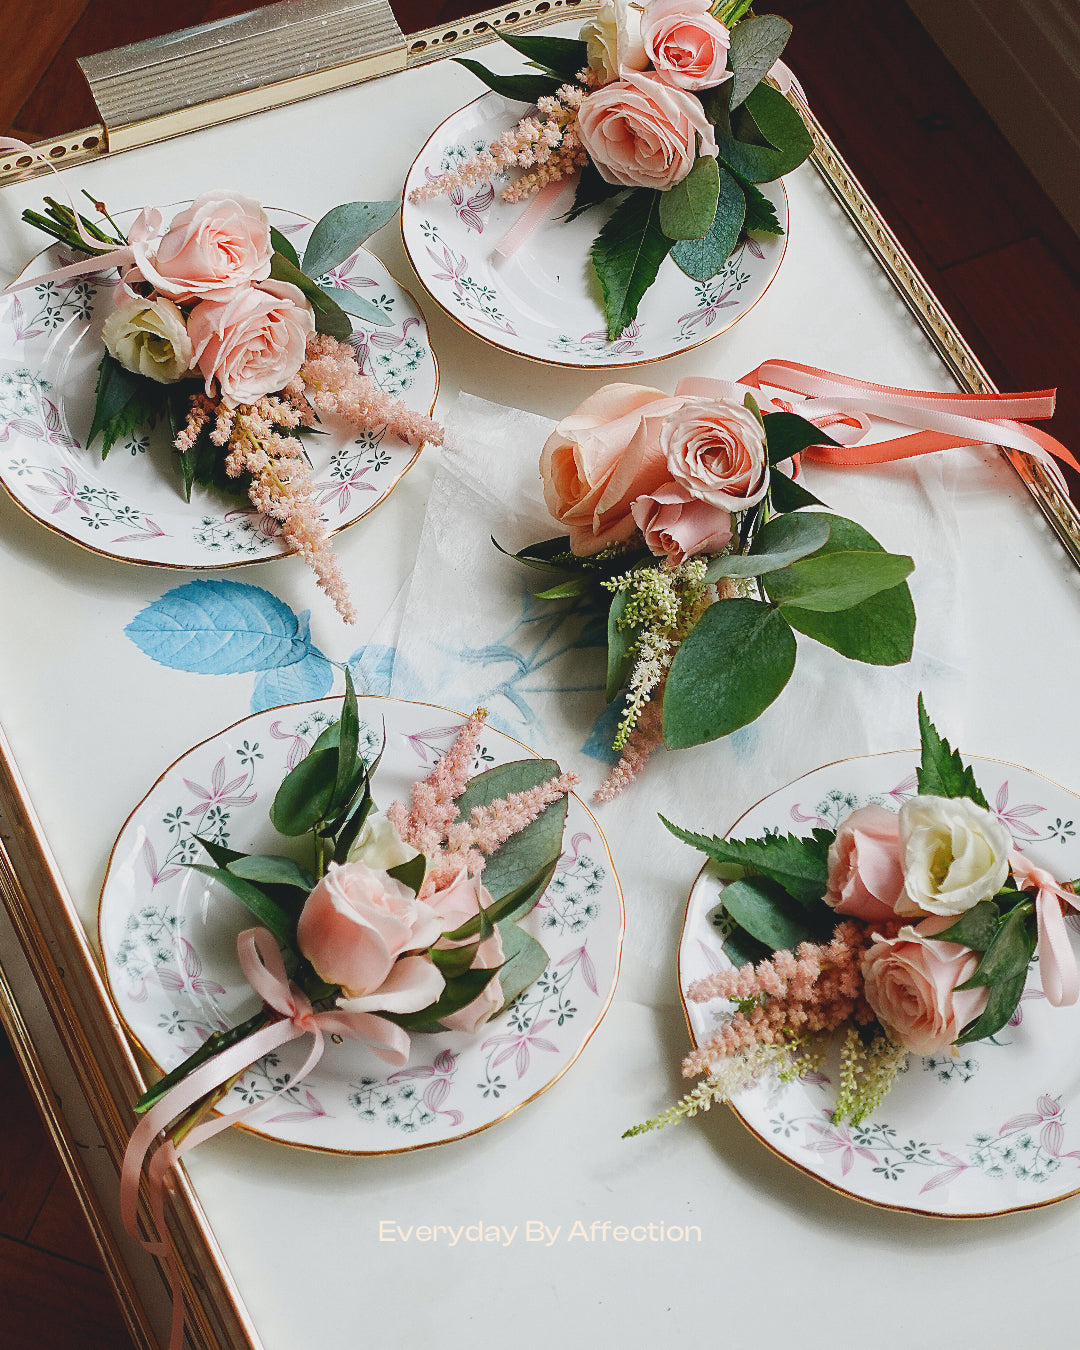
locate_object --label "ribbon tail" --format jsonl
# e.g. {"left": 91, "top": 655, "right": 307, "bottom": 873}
{"left": 492, "top": 176, "right": 575, "bottom": 261}
{"left": 1037, "top": 890, "right": 1080, "bottom": 1007}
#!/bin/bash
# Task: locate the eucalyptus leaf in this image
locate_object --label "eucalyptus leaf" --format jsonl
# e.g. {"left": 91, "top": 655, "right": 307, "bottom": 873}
{"left": 269, "top": 251, "right": 352, "bottom": 341}
{"left": 714, "top": 83, "right": 813, "bottom": 183}
{"left": 670, "top": 168, "right": 745, "bottom": 281}
{"left": 720, "top": 875, "right": 823, "bottom": 951}
{"left": 728, "top": 14, "right": 793, "bottom": 108}
{"left": 662, "top": 599, "right": 797, "bottom": 748}
{"left": 590, "top": 189, "right": 673, "bottom": 339}
{"left": 301, "top": 201, "right": 398, "bottom": 279}
{"left": 704, "top": 512, "right": 831, "bottom": 579}
{"left": 321, "top": 285, "right": 394, "bottom": 328}
{"left": 493, "top": 922, "right": 550, "bottom": 1014}
{"left": 269, "top": 746, "right": 338, "bottom": 835}
{"left": 658, "top": 155, "right": 721, "bottom": 240}
{"left": 766, "top": 549, "right": 914, "bottom": 613}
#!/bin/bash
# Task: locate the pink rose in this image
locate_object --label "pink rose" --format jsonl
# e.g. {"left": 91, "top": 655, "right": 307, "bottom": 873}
{"left": 824, "top": 805, "right": 906, "bottom": 923}
{"left": 188, "top": 279, "right": 315, "bottom": 405}
{"left": 130, "top": 191, "right": 273, "bottom": 302}
{"left": 861, "top": 917, "right": 989, "bottom": 1056}
{"left": 424, "top": 867, "right": 505, "bottom": 1033}
{"left": 631, "top": 481, "right": 732, "bottom": 565}
{"left": 576, "top": 71, "right": 718, "bottom": 192}
{"left": 661, "top": 397, "right": 770, "bottom": 510}
{"left": 541, "top": 383, "right": 686, "bottom": 555}
{"left": 642, "top": 0, "right": 731, "bottom": 91}
{"left": 424, "top": 866, "right": 494, "bottom": 932}
{"left": 297, "top": 861, "right": 446, "bottom": 1011}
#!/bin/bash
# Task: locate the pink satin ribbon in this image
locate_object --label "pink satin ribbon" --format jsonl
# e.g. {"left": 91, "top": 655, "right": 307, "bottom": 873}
{"left": 121, "top": 927, "right": 407, "bottom": 1350}
{"left": 493, "top": 176, "right": 575, "bottom": 260}
{"left": 675, "top": 360, "right": 1080, "bottom": 497}
{"left": 1010, "top": 851, "right": 1080, "bottom": 1007}
{"left": 0, "top": 136, "right": 137, "bottom": 296}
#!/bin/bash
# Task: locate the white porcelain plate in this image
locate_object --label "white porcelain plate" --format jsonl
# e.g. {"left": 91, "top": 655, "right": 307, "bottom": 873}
{"left": 0, "top": 208, "right": 438, "bottom": 568}
{"left": 401, "top": 92, "right": 788, "bottom": 368}
{"left": 679, "top": 750, "right": 1080, "bottom": 1216}
{"left": 100, "top": 696, "right": 623, "bottom": 1155}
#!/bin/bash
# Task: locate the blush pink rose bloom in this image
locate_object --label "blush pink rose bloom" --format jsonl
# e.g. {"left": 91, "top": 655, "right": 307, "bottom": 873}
{"left": 631, "top": 481, "right": 732, "bottom": 565}
{"left": 576, "top": 71, "right": 718, "bottom": 191}
{"left": 823, "top": 804, "right": 906, "bottom": 924}
{"left": 188, "top": 279, "right": 315, "bottom": 405}
{"left": 861, "top": 917, "right": 989, "bottom": 1056}
{"left": 540, "top": 382, "right": 686, "bottom": 555}
{"left": 297, "top": 861, "right": 446, "bottom": 1013}
{"left": 641, "top": 0, "right": 731, "bottom": 91}
{"left": 128, "top": 191, "right": 273, "bottom": 302}
{"left": 661, "top": 397, "right": 770, "bottom": 510}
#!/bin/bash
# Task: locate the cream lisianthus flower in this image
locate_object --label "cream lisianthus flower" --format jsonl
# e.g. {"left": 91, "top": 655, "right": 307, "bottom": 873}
{"left": 346, "top": 812, "right": 419, "bottom": 871}
{"left": 581, "top": 0, "right": 648, "bottom": 83}
{"left": 101, "top": 296, "right": 194, "bottom": 383}
{"left": 896, "top": 794, "right": 1011, "bottom": 917}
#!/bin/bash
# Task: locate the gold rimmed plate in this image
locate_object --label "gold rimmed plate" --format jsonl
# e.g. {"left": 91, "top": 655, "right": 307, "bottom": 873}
{"left": 98, "top": 695, "right": 623, "bottom": 1156}
{"left": 401, "top": 92, "right": 788, "bottom": 370}
{"left": 678, "top": 749, "right": 1080, "bottom": 1217}
{"left": 0, "top": 207, "right": 438, "bottom": 570}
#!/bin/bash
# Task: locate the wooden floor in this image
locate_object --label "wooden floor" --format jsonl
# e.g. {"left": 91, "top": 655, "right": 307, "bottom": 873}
{"left": 2, "top": 0, "right": 1079, "bottom": 1346}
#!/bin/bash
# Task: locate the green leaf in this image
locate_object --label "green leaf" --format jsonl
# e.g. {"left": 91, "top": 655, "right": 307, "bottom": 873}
{"left": 916, "top": 693, "right": 990, "bottom": 809}
{"left": 496, "top": 31, "right": 589, "bottom": 80}
{"left": 779, "top": 514, "right": 916, "bottom": 665}
{"left": 387, "top": 853, "right": 427, "bottom": 896}
{"left": 720, "top": 875, "right": 822, "bottom": 951}
{"left": 958, "top": 904, "right": 1036, "bottom": 990}
{"left": 320, "top": 285, "right": 394, "bottom": 328}
{"left": 670, "top": 167, "right": 745, "bottom": 281}
{"left": 660, "top": 816, "right": 833, "bottom": 908}
{"left": 268, "top": 251, "right": 352, "bottom": 341}
{"left": 714, "top": 83, "right": 813, "bottom": 183}
{"left": 534, "top": 576, "right": 593, "bottom": 600}
{"left": 763, "top": 411, "right": 840, "bottom": 465}
{"left": 934, "top": 899, "right": 1001, "bottom": 952}
{"left": 658, "top": 155, "right": 721, "bottom": 240}
{"left": 742, "top": 178, "right": 784, "bottom": 234}
{"left": 704, "top": 512, "right": 831, "bottom": 579}
{"left": 493, "top": 533, "right": 574, "bottom": 573}
{"left": 269, "top": 226, "right": 300, "bottom": 268}
{"left": 662, "top": 599, "right": 797, "bottom": 748}
{"left": 194, "top": 835, "right": 246, "bottom": 868}
{"left": 86, "top": 353, "right": 163, "bottom": 459}
{"left": 389, "top": 966, "right": 501, "bottom": 1031}
{"left": 606, "top": 587, "right": 638, "bottom": 701}
{"left": 770, "top": 470, "right": 824, "bottom": 512}
{"left": 954, "top": 972, "right": 1028, "bottom": 1045}
{"left": 430, "top": 938, "right": 483, "bottom": 980}
{"left": 444, "top": 862, "right": 555, "bottom": 943}
{"left": 493, "top": 922, "right": 550, "bottom": 1014}
{"left": 189, "top": 864, "right": 295, "bottom": 946}
{"left": 728, "top": 14, "right": 793, "bottom": 108}
{"left": 227, "top": 855, "right": 316, "bottom": 891}
{"left": 590, "top": 190, "right": 673, "bottom": 340}
{"left": 713, "top": 907, "right": 771, "bottom": 968}
{"left": 269, "top": 747, "right": 339, "bottom": 835}
{"left": 453, "top": 759, "right": 568, "bottom": 908}
{"left": 301, "top": 201, "right": 398, "bottom": 279}
{"left": 454, "top": 59, "right": 561, "bottom": 103}
{"left": 765, "top": 549, "right": 914, "bottom": 613}
{"left": 332, "top": 667, "right": 361, "bottom": 814}
{"left": 565, "top": 160, "right": 627, "bottom": 223}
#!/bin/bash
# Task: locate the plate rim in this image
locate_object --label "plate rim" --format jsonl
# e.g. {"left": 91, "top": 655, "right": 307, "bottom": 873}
{"left": 98, "top": 693, "right": 625, "bottom": 1157}
{"left": 677, "top": 745, "right": 1080, "bottom": 1219}
{"left": 400, "top": 91, "right": 790, "bottom": 372}
{"left": 0, "top": 204, "right": 440, "bottom": 572}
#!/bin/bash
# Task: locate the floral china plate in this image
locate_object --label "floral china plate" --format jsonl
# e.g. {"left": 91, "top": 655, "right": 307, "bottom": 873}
{"left": 0, "top": 209, "right": 438, "bottom": 569}
{"left": 99, "top": 696, "right": 623, "bottom": 1155}
{"left": 679, "top": 750, "right": 1080, "bottom": 1217}
{"left": 401, "top": 93, "right": 787, "bottom": 369}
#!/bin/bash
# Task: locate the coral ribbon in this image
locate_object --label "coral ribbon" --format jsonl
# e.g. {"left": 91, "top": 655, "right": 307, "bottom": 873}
{"left": 0, "top": 137, "right": 137, "bottom": 296}
{"left": 676, "top": 360, "right": 1080, "bottom": 497}
{"left": 1010, "top": 851, "right": 1080, "bottom": 1008}
{"left": 120, "top": 927, "right": 407, "bottom": 1350}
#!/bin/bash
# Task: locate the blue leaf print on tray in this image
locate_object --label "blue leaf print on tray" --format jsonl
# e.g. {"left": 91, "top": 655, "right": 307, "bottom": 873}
{"left": 126, "top": 580, "right": 313, "bottom": 674}
{"left": 251, "top": 650, "right": 335, "bottom": 712}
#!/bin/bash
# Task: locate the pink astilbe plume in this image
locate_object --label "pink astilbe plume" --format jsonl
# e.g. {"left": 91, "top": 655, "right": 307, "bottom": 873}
{"left": 387, "top": 711, "right": 487, "bottom": 862}
{"left": 446, "top": 771, "right": 580, "bottom": 868}
{"left": 594, "top": 695, "right": 664, "bottom": 804}
{"left": 681, "top": 921, "right": 884, "bottom": 1078}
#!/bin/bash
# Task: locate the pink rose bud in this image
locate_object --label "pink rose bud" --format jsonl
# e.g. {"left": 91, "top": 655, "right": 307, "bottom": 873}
{"left": 824, "top": 804, "right": 906, "bottom": 923}
{"left": 660, "top": 397, "right": 770, "bottom": 510}
{"left": 540, "top": 382, "right": 686, "bottom": 555}
{"left": 297, "top": 860, "right": 446, "bottom": 1008}
{"left": 132, "top": 191, "right": 273, "bottom": 302}
{"left": 188, "top": 279, "right": 315, "bottom": 405}
{"left": 576, "top": 71, "right": 718, "bottom": 192}
{"left": 861, "top": 917, "right": 989, "bottom": 1056}
{"left": 642, "top": 0, "right": 731, "bottom": 91}
{"left": 631, "top": 481, "right": 732, "bottom": 565}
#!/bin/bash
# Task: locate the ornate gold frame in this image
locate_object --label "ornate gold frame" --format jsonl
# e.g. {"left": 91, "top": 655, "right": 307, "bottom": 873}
{"left": 1, "top": 4, "right": 1079, "bottom": 1345}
